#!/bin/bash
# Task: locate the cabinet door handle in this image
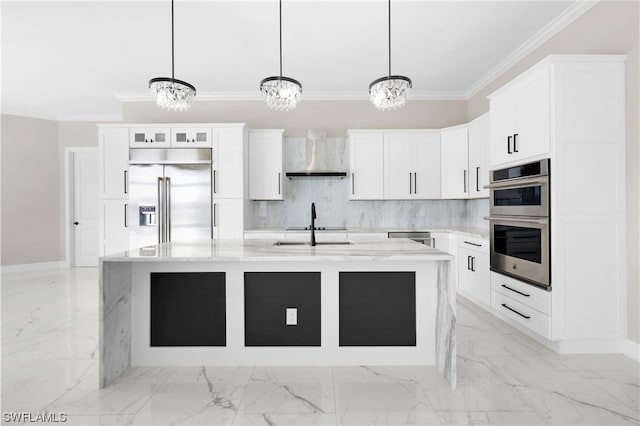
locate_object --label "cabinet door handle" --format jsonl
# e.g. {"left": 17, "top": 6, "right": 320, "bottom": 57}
{"left": 278, "top": 172, "right": 281, "bottom": 195}
{"left": 471, "top": 256, "right": 475, "bottom": 272}
{"left": 513, "top": 133, "right": 519, "bottom": 152}
{"left": 414, "top": 172, "right": 417, "bottom": 194}
{"left": 124, "top": 170, "right": 128, "bottom": 194}
{"left": 463, "top": 240, "right": 482, "bottom": 247}
{"left": 476, "top": 167, "right": 480, "bottom": 192}
{"left": 501, "top": 303, "right": 531, "bottom": 319}
{"left": 351, "top": 173, "right": 355, "bottom": 195}
{"left": 213, "top": 170, "right": 217, "bottom": 194}
{"left": 467, "top": 255, "right": 471, "bottom": 270}
{"left": 507, "top": 136, "right": 513, "bottom": 154}
{"left": 124, "top": 203, "right": 128, "bottom": 228}
{"left": 409, "top": 172, "right": 413, "bottom": 194}
{"left": 463, "top": 170, "right": 467, "bottom": 193}
{"left": 501, "top": 284, "right": 531, "bottom": 297}
{"left": 213, "top": 203, "right": 217, "bottom": 227}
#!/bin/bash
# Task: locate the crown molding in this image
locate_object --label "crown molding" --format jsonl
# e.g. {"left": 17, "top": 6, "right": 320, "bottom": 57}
{"left": 465, "top": 0, "right": 599, "bottom": 99}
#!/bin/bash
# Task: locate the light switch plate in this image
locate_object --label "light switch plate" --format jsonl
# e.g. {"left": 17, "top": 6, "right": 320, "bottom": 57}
{"left": 286, "top": 308, "right": 297, "bottom": 326}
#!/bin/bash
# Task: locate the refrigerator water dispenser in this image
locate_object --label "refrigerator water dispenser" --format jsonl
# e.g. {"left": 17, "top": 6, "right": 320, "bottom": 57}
{"left": 139, "top": 206, "right": 156, "bottom": 226}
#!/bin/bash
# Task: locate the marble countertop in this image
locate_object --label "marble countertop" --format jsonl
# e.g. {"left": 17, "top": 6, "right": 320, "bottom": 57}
{"left": 101, "top": 238, "right": 453, "bottom": 263}
{"left": 245, "top": 227, "right": 489, "bottom": 240}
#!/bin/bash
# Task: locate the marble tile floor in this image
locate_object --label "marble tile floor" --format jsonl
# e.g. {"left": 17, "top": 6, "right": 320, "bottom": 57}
{"left": 1, "top": 267, "right": 638, "bottom": 425}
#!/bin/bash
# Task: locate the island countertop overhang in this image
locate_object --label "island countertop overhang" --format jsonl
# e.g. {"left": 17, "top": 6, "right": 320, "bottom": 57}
{"left": 100, "top": 238, "right": 454, "bottom": 263}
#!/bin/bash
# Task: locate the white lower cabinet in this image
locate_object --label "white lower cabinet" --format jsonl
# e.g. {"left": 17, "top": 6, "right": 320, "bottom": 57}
{"left": 457, "top": 237, "right": 490, "bottom": 307}
{"left": 492, "top": 289, "right": 552, "bottom": 339}
{"left": 100, "top": 199, "right": 130, "bottom": 256}
{"left": 430, "top": 232, "right": 452, "bottom": 253}
{"left": 213, "top": 199, "right": 244, "bottom": 239}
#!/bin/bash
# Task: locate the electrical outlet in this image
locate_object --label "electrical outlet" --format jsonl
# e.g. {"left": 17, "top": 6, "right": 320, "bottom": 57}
{"left": 286, "top": 308, "right": 297, "bottom": 326}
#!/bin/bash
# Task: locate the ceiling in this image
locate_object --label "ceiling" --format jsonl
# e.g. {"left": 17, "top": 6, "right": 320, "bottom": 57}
{"left": 2, "top": 1, "right": 591, "bottom": 121}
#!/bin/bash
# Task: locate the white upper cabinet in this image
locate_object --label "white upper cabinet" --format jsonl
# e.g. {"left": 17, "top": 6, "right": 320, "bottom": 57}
{"left": 413, "top": 133, "right": 442, "bottom": 199}
{"left": 249, "top": 129, "right": 284, "bottom": 200}
{"left": 212, "top": 127, "right": 247, "bottom": 199}
{"left": 384, "top": 132, "right": 440, "bottom": 199}
{"left": 440, "top": 126, "right": 468, "bottom": 199}
{"left": 349, "top": 131, "right": 384, "bottom": 200}
{"left": 467, "top": 113, "right": 490, "bottom": 198}
{"left": 129, "top": 128, "right": 170, "bottom": 148}
{"left": 489, "top": 65, "right": 550, "bottom": 167}
{"left": 99, "top": 127, "right": 129, "bottom": 199}
{"left": 171, "top": 128, "right": 212, "bottom": 147}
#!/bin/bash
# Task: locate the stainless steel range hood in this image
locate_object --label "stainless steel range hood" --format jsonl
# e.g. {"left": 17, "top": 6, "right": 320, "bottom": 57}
{"left": 285, "top": 130, "right": 347, "bottom": 178}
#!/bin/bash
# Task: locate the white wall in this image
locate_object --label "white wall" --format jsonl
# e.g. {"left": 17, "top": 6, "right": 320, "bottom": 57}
{"left": 1, "top": 114, "right": 61, "bottom": 265}
{"left": 466, "top": 0, "right": 640, "bottom": 345}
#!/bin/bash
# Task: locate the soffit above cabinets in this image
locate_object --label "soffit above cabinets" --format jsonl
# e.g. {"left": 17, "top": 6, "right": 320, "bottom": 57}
{"left": 3, "top": 1, "right": 589, "bottom": 121}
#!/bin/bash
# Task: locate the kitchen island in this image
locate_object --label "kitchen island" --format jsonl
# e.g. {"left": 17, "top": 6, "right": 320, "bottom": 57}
{"left": 100, "top": 238, "right": 456, "bottom": 388}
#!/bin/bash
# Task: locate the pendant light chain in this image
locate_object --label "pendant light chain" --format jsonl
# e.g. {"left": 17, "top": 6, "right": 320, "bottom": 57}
{"left": 171, "top": 0, "right": 175, "bottom": 79}
{"left": 388, "top": 0, "right": 391, "bottom": 78}
{"left": 279, "top": 0, "right": 283, "bottom": 79}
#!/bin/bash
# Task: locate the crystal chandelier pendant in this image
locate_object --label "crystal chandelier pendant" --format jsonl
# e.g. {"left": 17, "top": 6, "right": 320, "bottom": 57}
{"left": 369, "top": 75, "right": 412, "bottom": 110}
{"left": 149, "top": 77, "right": 197, "bottom": 111}
{"left": 260, "top": 76, "right": 302, "bottom": 111}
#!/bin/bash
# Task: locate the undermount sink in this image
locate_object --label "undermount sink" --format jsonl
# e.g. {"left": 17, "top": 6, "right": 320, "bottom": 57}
{"left": 273, "top": 241, "right": 352, "bottom": 246}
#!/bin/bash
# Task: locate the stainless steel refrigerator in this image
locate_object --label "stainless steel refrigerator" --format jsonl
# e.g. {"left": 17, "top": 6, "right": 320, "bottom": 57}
{"left": 128, "top": 148, "right": 212, "bottom": 248}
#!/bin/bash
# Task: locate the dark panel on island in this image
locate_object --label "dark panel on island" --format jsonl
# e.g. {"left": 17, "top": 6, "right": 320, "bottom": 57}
{"left": 339, "top": 271, "right": 416, "bottom": 346}
{"left": 150, "top": 272, "right": 226, "bottom": 346}
{"left": 244, "top": 272, "right": 321, "bottom": 346}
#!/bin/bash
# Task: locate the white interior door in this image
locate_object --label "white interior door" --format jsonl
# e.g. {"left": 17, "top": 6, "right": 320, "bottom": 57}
{"left": 73, "top": 149, "right": 99, "bottom": 267}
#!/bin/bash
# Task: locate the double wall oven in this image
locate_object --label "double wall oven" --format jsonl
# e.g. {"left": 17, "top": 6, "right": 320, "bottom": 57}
{"left": 486, "top": 159, "right": 551, "bottom": 290}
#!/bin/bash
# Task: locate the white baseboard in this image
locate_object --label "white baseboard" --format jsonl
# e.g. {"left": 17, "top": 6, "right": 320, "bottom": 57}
{"left": 622, "top": 339, "right": 640, "bottom": 362}
{"left": 1, "top": 261, "right": 67, "bottom": 274}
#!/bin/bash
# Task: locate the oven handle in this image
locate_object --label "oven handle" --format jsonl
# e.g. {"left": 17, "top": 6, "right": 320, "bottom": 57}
{"left": 484, "top": 216, "right": 548, "bottom": 225}
{"left": 483, "top": 176, "right": 547, "bottom": 189}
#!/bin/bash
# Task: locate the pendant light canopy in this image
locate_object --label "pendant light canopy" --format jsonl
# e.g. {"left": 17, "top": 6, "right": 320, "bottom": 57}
{"left": 260, "top": 0, "right": 302, "bottom": 111}
{"left": 149, "top": 0, "right": 196, "bottom": 111}
{"left": 369, "top": 0, "right": 412, "bottom": 110}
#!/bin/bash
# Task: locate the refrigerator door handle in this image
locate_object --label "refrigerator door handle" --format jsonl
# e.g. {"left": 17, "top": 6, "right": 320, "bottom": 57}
{"left": 157, "top": 177, "right": 163, "bottom": 243}
{"left": 166, "top": 177, "right": 171, "bottom": 242}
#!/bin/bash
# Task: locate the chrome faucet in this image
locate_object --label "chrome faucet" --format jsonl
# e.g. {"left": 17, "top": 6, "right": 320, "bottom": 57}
{"left": 310, "top": 202, "right": 317, "bottom": 246}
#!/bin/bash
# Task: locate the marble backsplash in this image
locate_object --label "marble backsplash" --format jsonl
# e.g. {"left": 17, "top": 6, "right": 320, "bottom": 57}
{"left": 247, "top": 137, "right": 489, "bottom": 230}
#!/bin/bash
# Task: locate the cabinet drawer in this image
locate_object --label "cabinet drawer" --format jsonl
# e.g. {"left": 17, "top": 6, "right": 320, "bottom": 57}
{"left": 459, "top": 236, "right": 488, "bottom": 253}
{"left": 492, "top": 291, "right": 551, "bottom": 339}
{"left": 491, "top": 272, "right": 551, "bottom": 315}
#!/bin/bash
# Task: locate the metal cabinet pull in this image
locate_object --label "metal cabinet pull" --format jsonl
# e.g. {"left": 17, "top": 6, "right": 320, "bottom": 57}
{"left": 409, "top": 173, "right": 413, "bottom": 194}
{"left": 278, "top": 172, "right": 281, "bottom": 195}
{"left": 501, "top": 284, "right": 530, "bottom": 297}
{"left": 467, "top": 255, "right": 471, "bottom": 270}
{"left": 124, "top": 203, "right": 128, "bottom": 227}
{"left": 471, "top": 256, "right": 475, "bottom": 272}
{"left": 463, "top": 170, "right": 467, "bottom": 193}
{"left": 476, "top": 167, "right": 480, "bottom": 192}
{"left": 351, "top": 173, "right": 355, "bottom": 195}
{"left": 507, "top": 135, "right": 513, "bottom": 154}
{"left": 513, "top": 134, "right": 519, "bottom": 152}
{"left": 213, "top": 170, "right": 217, "bottom": 194}
{"left": 124, "top": 170, "right": 128, "bottom": 194}
{"left": 463, "top": 240, "right": 482, "bottom": 247}
{"left": 501, "top": 303, "right": 530, "bottom": 319}
{"left": 213, "top": 203, "right": 218, "bottom": 227}
{"left": 414, "top": 172, "right": 417, "bottom": 194}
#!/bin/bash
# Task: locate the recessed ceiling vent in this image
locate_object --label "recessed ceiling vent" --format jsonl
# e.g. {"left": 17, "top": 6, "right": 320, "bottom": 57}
{"left": 286, "top": 130, "right": 347, "bottom": 178}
